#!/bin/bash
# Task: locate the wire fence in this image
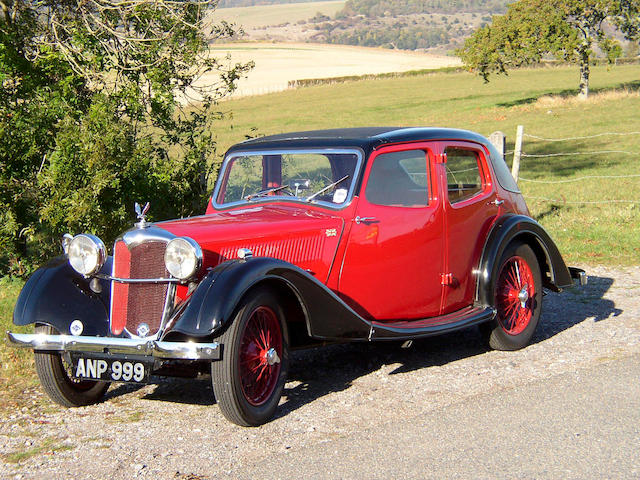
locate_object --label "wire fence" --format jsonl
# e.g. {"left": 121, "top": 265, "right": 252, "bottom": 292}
{"left": 507, "top": 128, "right": 640, "bottom": 205}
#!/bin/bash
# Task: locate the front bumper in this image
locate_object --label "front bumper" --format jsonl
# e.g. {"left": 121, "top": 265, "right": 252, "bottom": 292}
{"left": 6, "top": 332, "right": 220, "bottom": 361}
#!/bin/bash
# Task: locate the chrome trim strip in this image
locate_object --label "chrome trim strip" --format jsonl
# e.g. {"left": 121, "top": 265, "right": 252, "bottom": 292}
{"left": 211, "top": 148, "right": 364, "bottom": 210}
{"left": 96, "top": 274, "right": 181, "bottom": 284}
{"left": 6, "top": 332, "right": 220, "bottom": 361}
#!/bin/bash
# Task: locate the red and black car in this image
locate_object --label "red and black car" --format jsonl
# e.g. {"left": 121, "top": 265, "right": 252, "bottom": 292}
{"left": 8, "top": 127, "right": 586, "bottom": 426}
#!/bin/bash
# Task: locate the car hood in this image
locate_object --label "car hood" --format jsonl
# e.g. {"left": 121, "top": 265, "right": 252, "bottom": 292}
{"left": 159, "top": 204, "right": 345, "bottom": 283}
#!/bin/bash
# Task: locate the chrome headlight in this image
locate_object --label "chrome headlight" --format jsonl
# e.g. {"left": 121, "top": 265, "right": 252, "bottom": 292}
{"left": 164, "top": 237, "right": 202, "bottom": 280}
{"left": 68, "top": 234, "right": 107, "bottom": 276}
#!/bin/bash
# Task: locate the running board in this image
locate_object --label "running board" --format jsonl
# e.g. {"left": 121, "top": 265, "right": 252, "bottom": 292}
{"left": 371, "top": 306, "right": 495, "bottom": 340}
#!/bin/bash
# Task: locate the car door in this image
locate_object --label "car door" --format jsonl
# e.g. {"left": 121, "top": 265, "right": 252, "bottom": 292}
{"left": 338, "top": 143, "right": 444, "bottom": 320}
{"left": 442, "top": 141, "right": 500, "bottom": 314}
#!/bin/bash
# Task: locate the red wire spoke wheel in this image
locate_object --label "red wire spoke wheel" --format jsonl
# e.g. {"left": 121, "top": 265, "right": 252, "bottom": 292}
{"left": 238, "top": 306, "right": 283, "bottom": 406}
{"left": 483, "top": 242, "right": 543, "bottom": 351}
{"left": 495, "top": 256, "right": 535, "bottom": 335}
{"left": 211, "top": 287, "right": 289, "bottom": 426}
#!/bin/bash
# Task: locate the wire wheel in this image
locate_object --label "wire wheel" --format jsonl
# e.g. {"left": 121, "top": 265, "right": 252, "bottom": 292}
{"left": 211, "top": 287, "right": 289, "bottom": 426}
{"left": 482, "top": 242, "right": 543, "bottom": 351}
{"left": 239, "top": 306, "right": 283, "bottom": 406}
{"left": 495, "top": 256, "right": 535, "bottom": 335}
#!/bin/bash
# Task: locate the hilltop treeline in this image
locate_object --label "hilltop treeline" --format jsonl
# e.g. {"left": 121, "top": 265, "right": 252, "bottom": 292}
{"left": 318, "top": 23, "right": 450, "bottom": 50}
{"left": 341, "top": 0, "right": 510, "bottom": 17}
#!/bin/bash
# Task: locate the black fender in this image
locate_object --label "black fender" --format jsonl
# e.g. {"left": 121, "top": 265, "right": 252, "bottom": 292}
{"left": 168, "top": 257, "right": 372, "bottom": 341}
{"left": 13, "top": 256, "right": 112, "bottom": 336}
{"left": 476, "top": 214, "right": 573, "bottom": 306}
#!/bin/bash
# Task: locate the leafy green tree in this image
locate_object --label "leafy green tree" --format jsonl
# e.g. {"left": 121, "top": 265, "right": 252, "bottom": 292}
{"left": 0, "top": 1, "right": 251, "bottom": 276}
{"left": 458, "top": 0, "right": 640, "bottom": 98}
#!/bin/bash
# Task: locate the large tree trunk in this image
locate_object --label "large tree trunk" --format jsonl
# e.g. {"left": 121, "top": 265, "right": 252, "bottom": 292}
{"left": 578, "top": 44, "right": 590, "bottom": 99}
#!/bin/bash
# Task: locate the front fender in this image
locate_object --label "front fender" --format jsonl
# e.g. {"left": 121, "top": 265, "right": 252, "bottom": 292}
{"left": 476, "top": 214, "right": 573, "bottom": 306}
{"left": 169, "top": 257, "right": 372, "bottom": 341}
{"left": 13, "top": 256, "right": 112, "bottom": 336}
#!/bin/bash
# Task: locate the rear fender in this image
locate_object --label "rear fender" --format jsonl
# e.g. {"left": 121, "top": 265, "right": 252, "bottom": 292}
{"left": 168, "top": 257, "right": 372, "bottom": 341}
{"left": 12, "top": 256, "right": 112, "bottom": 336}
{"left": 476, "top": 214, "right": 572, "bottom": 306}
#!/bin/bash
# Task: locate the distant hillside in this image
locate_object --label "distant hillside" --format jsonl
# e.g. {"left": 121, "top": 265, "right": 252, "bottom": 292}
{"left": 341, "top": 0, "right": 509, "bottom": 16}
{"left": 218, "top": 0, "right": 511, "bottom": 52}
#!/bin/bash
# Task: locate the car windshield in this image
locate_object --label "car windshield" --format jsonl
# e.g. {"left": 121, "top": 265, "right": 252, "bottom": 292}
{"left": 215, "top": 151, "right": 361, "bottom": 207}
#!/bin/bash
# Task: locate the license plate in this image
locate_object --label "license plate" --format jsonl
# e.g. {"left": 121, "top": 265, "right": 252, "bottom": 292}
{"left": 72, "top": 357, "right": 151, "bottom": 383}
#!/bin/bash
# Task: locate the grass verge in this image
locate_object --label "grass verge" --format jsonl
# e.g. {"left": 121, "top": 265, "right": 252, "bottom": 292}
{"left": 0, "top": 277, "right": 40, "bottom": 415}
{"left": 2, "top": 437, "right": 74, "bottom": 464}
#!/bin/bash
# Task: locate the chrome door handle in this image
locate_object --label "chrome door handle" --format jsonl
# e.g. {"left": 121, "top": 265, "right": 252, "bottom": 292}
{"left": 488, "top": 199, "right": 504, "bottom": 207}
{"left": 355, "top": 216, "right": 377, "bottom": 225}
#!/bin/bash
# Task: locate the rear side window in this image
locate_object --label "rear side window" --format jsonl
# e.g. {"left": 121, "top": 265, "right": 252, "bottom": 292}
{"left": 365, "top": 150, "right": 429, "bottom": 207}
{"left": 445, "top": 147, "right": 484, "bottom": 203}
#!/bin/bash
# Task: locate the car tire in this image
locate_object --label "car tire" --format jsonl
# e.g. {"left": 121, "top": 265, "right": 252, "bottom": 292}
{"left": 482, "top": 242, "right": 543, "bottom": 351}
{"left": 34, "top": 324, "right": 110, "bottom": 407}
{"left": 211, "top": 286, "right": 289, "bottom": 426}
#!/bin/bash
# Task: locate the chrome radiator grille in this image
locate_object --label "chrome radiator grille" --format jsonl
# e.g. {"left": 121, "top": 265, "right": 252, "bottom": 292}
{"left": 111, "top": 240, "right": 170, "bottom": 337}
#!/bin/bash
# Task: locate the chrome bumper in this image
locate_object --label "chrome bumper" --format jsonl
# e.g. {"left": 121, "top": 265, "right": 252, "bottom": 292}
{"left": 569, "top": 267, "right": 588, "bottom": 286}
{"left": 6, "top": 332, "right": 220, "bottom": 361}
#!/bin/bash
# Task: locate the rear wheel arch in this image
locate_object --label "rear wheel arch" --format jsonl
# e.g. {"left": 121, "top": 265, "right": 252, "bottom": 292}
{"left": 517, "top": 232, "right": 554, "bottom": 288}
{"left": 476, "top": 215, "right": 571, "bottom": 306}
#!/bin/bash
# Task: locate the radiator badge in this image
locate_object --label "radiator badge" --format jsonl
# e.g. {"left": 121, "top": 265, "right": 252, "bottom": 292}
{"left": 325, "top": 228, "right": 337, "bottom": 237}
{"left": 134, "top": 202, "right": 150, "bottom": 229}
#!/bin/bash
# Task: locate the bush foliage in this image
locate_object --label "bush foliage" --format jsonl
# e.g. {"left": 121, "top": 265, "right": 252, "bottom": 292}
{"left": 0, "top": 1, "right": 251, "bottom": 276}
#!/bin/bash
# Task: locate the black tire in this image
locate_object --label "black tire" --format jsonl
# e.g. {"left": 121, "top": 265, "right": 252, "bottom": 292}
{"left": 482, "top": 242, "right": 543, "bottom": 351}
{"left": 34, "top": 325, "right": 110, "bottom": 407}
{"left": 211, "top": 287, "right": 289, "bottom": 427}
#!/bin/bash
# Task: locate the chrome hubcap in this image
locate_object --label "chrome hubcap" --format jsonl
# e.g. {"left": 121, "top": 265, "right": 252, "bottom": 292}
{"left": 265, "top": 347, "right": 280, "bottom": 366}
{"left": 518, "top": 284, "right": 529, "bottom": 308}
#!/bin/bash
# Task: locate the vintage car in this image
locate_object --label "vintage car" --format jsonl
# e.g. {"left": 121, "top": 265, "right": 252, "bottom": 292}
{"left": 8, "top": 127, "right": 586, "bottom": 426}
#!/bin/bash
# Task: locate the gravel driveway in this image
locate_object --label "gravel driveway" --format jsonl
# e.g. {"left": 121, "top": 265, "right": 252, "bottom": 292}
{"left": 2, "top": 265, "right": 639, "bottom": 479}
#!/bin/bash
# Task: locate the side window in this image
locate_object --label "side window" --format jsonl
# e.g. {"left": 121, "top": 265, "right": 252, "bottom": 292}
{"left": 445, "top": 147, "right": 484, "bottom": 203}
{"left": 365, "top": 150, "right": 429, "bottom": 207}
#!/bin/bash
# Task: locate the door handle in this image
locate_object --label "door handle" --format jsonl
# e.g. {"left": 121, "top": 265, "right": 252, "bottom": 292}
{"left": 488, "top": 199, "right": 504, "bottom": 207}
{"left": 355, "top": 216, "right": 378, "bottom": 225}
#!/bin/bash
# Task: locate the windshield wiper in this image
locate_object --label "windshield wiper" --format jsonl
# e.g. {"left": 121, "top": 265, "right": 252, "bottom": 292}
{"left": 244, "top": 185, "right": 290, "bottom": 201}
{"left": 305, "top": 175, "right": 349, "bottom": 202}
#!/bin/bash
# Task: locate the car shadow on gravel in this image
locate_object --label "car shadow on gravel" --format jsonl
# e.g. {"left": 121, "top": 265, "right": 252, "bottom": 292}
{"left": 105, "top": 376, "right": 215, "bottom": 405}
{"left": 533, "top": 274, "right": 621, "bottom": 344}
{"left": 275, "top": 275, "right": 621, "bottom": 419}
{"left": 275, "top": 328, "right": 489, "bottom": 420}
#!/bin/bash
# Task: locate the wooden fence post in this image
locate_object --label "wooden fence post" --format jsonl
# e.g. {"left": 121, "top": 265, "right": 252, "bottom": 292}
{"left": 511, "top": 125, "right": 524, "bottom": 182}
{"left": 489, "top": 131, "right": 506, "bottom": 160}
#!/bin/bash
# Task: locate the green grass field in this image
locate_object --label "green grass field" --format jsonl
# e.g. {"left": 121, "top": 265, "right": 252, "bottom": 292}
{"left": 213, "top": 63, "right": 640, "bottom": 266}
{"left": 209, "top": 0, "right": 345, "bottom": 28}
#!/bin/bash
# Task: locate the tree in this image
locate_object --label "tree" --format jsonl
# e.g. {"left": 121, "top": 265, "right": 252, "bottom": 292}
{"left": 458, "top": 0, "right": 640, "bottom": 98}
{"left": 0, "top": 1, "right": 251, "bottom": 276}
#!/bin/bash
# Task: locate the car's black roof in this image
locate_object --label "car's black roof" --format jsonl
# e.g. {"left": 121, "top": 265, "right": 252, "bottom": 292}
{"left": 225, "top": 127, "right": 492, "bottom": 155}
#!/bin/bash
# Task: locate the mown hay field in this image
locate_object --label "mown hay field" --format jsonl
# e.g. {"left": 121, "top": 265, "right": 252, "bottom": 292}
{"left": 207, "top": 42, "right": 461, "bottom": 97}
